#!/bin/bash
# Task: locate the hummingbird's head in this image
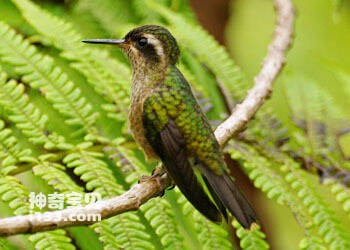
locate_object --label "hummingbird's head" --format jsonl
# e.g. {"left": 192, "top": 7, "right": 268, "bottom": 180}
{"left": 83, "top": 25, "right": 180, "bottom": 69}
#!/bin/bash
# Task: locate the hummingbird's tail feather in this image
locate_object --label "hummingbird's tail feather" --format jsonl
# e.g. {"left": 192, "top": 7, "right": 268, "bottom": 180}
{"left": 202, "top": 175, "right": 227, "bottom": 221}
{"left": 157, "top": 120, "right": 221, "bottom": 222}
{"left": 199, "top": 165, "right": 257, "bottom": 228}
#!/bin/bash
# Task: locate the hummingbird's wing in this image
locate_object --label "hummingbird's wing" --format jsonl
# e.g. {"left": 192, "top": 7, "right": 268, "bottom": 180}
{"left": 142, "top": 67, "right": 256, "bottom": 228}
{"left": 142, "top": 101, "right": 221, "bottom": 222}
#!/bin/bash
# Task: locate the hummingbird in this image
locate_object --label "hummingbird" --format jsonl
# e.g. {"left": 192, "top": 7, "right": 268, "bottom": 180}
{"left": 83, "top": 25, "right": 256, "bottom": 228}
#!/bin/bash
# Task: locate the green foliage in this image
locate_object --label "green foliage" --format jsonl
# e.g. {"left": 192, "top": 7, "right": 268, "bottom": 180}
{"left": 28, "top": 230, "right": 75, "bottom": 250}
{"left": 0, "top": 119, "right": 35, "bottom": 175}
{"left": 92, "top": 214, "right": 153, "bottom": 250}
{"left": 32, "top": 161, "right": 84, "bottom": 194}
{"left": 0, "top": 175, "right": 76, "bottom": 249}
{"left": 0, "top": 20, "right": 99, "bottom": 139}
{"left": 0, "top": 71, "right": 69, "bottom": 150}
{"left": 0, "top": 0, "right": 348, "bottom": 249}
{"left": 233, "top": 221, "right": 269, "bottom": 250}
{"left": 0, "top": 175, "right": 30, "bottom": 215}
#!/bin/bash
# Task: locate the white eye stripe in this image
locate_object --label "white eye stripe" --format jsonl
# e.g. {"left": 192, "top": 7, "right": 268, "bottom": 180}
{"left": 143, "top": 34, "right": 165, "bottom": 61}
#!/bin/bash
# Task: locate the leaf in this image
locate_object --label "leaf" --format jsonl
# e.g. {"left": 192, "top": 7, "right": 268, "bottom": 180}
{"left": 0, "top": 21, "right": 99, "bottom": 138}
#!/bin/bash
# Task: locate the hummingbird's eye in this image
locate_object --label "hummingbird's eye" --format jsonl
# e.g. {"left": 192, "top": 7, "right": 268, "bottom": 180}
{"left": 137, "top": 38, "right": 148, "bottom": 47}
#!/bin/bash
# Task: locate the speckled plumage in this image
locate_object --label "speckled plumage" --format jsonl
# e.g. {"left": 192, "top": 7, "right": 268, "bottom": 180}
{"left": 84, "top": 25, "right": 256, "bottom": 228}
{"left": 141, "top": 66, "right": 226, "bottom": 174}
{"left": 126, "top": 25, "right": 256, "bottom": 227}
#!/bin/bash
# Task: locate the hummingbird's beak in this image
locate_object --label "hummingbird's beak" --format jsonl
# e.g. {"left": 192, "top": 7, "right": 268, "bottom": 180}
{"left": 82, "top": 39, "right": 127, "bottom": 47}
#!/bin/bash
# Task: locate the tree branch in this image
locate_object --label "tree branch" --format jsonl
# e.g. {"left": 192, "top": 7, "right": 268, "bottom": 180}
{"left": 0, "top": 0, "right": 295, "bottom": 236}
{"left": 215, "top": 0, "right": 295, "bottom": 146}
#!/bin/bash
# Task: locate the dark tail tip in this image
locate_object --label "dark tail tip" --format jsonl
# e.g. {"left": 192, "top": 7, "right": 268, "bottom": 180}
{"left": 200, "top": 166, "right": 257, "bottom": 228}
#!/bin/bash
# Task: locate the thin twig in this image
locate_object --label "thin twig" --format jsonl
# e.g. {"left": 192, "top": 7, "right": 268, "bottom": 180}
{"left": 215, "top": 0, "right": 295, "bottom": 146}
{"left": 0, "top": 0, "right": 295, "bottom": 236}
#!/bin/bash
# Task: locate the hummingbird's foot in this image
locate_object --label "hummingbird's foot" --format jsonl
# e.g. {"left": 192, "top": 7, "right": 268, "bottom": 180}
{"left": 138, "top": 166, "right": 170, "bottom": 197}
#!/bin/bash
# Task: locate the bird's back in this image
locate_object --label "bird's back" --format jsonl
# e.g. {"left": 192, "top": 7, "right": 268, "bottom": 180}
{"left": 158, "top": 66, "right": 226, "bottom": 175}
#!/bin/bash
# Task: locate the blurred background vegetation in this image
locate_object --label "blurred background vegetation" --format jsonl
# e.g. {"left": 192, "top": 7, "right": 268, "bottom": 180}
{"left": 226, "top": 0, "right": 350, "bottom": 248}
{"left": 193, "top": 0, "right": 350, "bottom": 248}
{"left": 0, "top": 0, "right": 349, "bottom": 249}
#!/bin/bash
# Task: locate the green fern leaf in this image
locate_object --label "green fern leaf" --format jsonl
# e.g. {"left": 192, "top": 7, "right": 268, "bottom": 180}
{"left": 282, "top": 159, "right": 350, "bottom": 249}
{"left": 228, "top": 142, "right": 329, "bottom": 248}
{"left": 63, "top": 145, "right": 154, "bottom": 249}
{"left": 92, "top": 214, "right": 154, "bottom": 250}
{"left": 299, "top": 236, "right": 327, "bottom": 250}
{"left": 63, "top": 149, "right": 123, "bottom": 198}
{"left": 0, "top": 175, "right": 76, "bottom": 249}
{"left": 0, "top": 175, "right": 30, "bottom": 215}
{"left": 108, "top": 145, "right": 186, "bottom": 249}
{"left": 0, "top": 21, "right": 99, "bottom": 138}
{"left": 175, "top": 188, "right": 233, "bottom": 250}
{"left": 0, "top": 119, "right": 36, "bottom": 175}
{"left": 28, "top": 230, "right": 75, "bottom": 250}
{"left": 233, "top": 221, "right": 269, "bottom": 250}
{"left": 329, "top": 182, "right": 350, "bottom": 218}
{"left": 32, "top": 161, "right": 84, "bottom": 194}
{"left": 12, "top": 0, "right": 131, "bottom": 120}
{"left": 0, "top": 72, "right": 70, "bottom": 150}
{"left": 141, "top": 199, "right": 184, "bottom": 250}
{"left": 285, "top": 78, "right": 346, "bottom": 160}
{"left": 195, "top": 212, "right": 232, "bottom": 249}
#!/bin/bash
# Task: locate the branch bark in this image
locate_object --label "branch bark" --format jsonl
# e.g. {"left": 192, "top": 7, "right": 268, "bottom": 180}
{"left": 215, "top": 0, "right": 295, "bottom": 146}
{"left": 0, "top": 0, "right": 295, "bottom": 236}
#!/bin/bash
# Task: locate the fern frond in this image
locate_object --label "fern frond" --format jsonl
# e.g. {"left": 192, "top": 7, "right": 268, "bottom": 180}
{"left": 175, "top": 188, "right": 233, "bottom": 250}
{"left": 63, "top": 149, "right": 123, "bottom": 198}
{"left": 35, "top": 149, "right": 145, "bottom": 250}
{"left": 76, "top": 145, "right": 156, "bottom": 249}
{"left": 111, "top": 143, "right": 241, "bottom": 250}
{"left": 0, "top": 175, "right": 30, "bottom": 215}
{"left": 233, "top": 221, "right": 269, "bottom": 250}
{"left": 62, "top": 144, "right": 155, "bottom": 249}
{"left": 12, "top": 0, "right": 131, "bottom": 120}
{"left": 229, "top": 143, "right": 287, "bottom": 205}
{"left": 284, "top": 78, "right": 350, "bottom": 187}
{"left": 32, "top": 161, "right": 84, "bottom": 194}
{"left": 106, "top": 144, "right": 186, "bottom": 249}
{"left": 194, "top": 212, "right": 232, "bottom": 249}
{"left": 285, "top": 79, "right": 346, "bottom": 157}
{"left": 328, "top": 182, "right": 350, "bottom": 218}
{"left": 228, "top": 142, "right": 327, "bottom": 248}
{"left": 28, "top": 230, "right": 75, "bottom": 250}
{"left": 0, "top": 119, "right": 36, "bottom": 175}
{"left": 0, "top": 175, "right": 76, "bottom": 249}
{"left": 141, "top": 199, "right": 184, "bottom": 250}
{"left": 282, "top": 159, "right": 350, "bottom": 249}
{"left": 0, "top": 72, "right": 70, "bottom": 150}
{"left": 0, "top": 21, "right": 99, "bottom": 138}
{"left": 146, "top": 0, "right": 246, "bottom": 100}
{"left": 92, "top": 214, "right": 154, "bottom": 250}
{"left": 244, "top": 107, "right": 290, "bottom": 150}
{"left": 299, "top": 236, "right": 327, "bottom": 250}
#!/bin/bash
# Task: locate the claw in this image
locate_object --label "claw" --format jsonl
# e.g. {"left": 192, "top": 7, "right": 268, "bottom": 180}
{"left": 138, "top": 166, "right": 174, "bottom": 196}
